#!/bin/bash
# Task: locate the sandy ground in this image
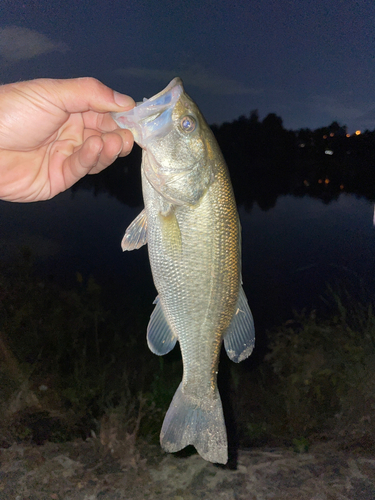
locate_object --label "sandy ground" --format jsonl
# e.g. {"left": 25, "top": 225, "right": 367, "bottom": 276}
{"left": 1, "top": 438, "right": 375, "bottom": 500}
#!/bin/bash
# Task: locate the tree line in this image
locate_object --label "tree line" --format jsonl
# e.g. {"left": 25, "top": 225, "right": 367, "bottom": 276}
{"left": 73, "top": 111, "right": 375, "bottom": 210}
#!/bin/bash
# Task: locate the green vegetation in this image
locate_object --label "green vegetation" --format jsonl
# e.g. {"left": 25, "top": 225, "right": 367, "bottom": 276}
{"left": 267, "top": 291, "right": 375, "bottom": 438}
{"left": 0, "top": 250, "right": 170, "bottom": 446}
{"left": 1, "top": 251, "right": 374, "bottom": 452}
{"left": 233, "top": 290, "right": 375, "bottom": 450}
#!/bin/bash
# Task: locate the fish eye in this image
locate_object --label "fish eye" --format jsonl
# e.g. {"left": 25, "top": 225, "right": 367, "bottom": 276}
{"left": 180, "top": 115, "right": 196, "bottom": 133}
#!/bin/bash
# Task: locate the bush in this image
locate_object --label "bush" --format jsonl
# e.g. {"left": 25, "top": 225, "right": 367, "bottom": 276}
{"left": 2, "top": 252, "right": 374, "bottom": 450}
{"left": 0, "top": 250, "right": 169, "bottom": 444}
{"left": 265, "top": 290, "right": 375, "bottom": 444}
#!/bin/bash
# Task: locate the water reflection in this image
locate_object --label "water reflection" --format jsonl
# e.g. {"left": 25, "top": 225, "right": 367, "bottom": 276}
{"left": 1, "top": 182, "right": 374, "bottom": 336}
{"left": 2, "top": 119, "right": 375, "bottom": 334}
{"left": 240, "top": 195, "right": 375, "bottom": 332}
{"left": 71, "top": 130, "right": 375, "bottom": 215}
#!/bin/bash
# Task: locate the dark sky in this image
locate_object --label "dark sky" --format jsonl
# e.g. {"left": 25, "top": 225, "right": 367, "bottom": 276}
{"left": 1, "top": 0, "right": 374, "bottom": 133}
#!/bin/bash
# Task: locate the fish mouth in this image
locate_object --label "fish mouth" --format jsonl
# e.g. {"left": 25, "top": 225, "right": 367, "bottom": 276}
{"left": 111, "top": 77, "right": 183, "bottom": 148}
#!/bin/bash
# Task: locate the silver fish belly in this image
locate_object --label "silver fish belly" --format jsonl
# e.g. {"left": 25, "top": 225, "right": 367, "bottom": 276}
{"left": 112, "top": 78, "right": 255, "bottom": 464}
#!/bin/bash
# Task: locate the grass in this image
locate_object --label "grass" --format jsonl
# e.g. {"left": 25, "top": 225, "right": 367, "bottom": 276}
{"left": 258, "top": 289, "right": 375, "bottom": 447}
{"left": 1, "top": 251, "right": 374, "bottom": 451}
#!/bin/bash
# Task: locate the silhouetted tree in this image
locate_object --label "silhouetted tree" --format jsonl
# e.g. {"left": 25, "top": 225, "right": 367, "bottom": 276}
{"left": 72, "top": 114, "right": 375, "bottom": 210}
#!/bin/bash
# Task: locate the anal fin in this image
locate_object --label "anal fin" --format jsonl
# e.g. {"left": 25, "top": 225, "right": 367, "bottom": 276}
{"left": 147, "top": 296, "right": 177, "bottom": 355}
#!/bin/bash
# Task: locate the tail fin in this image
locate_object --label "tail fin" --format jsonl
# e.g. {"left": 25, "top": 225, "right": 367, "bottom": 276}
{"left": 160, "top": 383, "right": 228, "bottom": 464}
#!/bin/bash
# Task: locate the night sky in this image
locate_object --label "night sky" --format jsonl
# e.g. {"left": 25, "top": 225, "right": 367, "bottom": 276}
{"left": 1, "top": 0, "right": 375, "bottom": 133}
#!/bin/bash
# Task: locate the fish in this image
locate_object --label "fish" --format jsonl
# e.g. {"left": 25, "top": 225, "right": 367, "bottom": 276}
{"left": 112, "top": 78, "right": 255, "bottom": 464}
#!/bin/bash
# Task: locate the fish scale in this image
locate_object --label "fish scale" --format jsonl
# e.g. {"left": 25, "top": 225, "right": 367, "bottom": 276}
{"left": 112, "top": 77, "right": 255, "bottom": 463}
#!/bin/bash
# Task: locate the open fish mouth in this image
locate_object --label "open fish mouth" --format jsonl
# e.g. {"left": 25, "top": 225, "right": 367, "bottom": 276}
{"left": 112, "top": 77, "right": 183, "bottom": 147}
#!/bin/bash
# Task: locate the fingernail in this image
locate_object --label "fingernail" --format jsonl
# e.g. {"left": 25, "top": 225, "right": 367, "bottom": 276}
{"left": 114, "top": 91, "right": 135, "bottom": 108}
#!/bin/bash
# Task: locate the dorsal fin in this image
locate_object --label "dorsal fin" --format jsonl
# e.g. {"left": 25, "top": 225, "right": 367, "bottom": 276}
{"left": 224, "top": 286, "right": 255, "bottom": 363}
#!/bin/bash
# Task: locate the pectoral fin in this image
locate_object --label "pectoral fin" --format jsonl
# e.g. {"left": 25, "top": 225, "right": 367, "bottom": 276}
{"left": 158, "top": 206, "right": 182, "bottom": 255}
{"left": 224, "top": 286, "right": 255, "bottom": 363}
{"left": 121, "top": 209, "right": 148, "bottom": 251}
{"left": 147, "top": 296, "right": 177, "bottom": 355}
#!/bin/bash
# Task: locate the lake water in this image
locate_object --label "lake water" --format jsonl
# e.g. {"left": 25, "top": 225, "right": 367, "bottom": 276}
{"left": 1, "top": 189, "right": 374, "bottom": 339}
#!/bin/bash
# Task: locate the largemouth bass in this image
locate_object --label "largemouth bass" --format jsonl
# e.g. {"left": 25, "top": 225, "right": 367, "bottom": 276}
{"left": 112, "top": 78, "right": 255, "bottom": 464}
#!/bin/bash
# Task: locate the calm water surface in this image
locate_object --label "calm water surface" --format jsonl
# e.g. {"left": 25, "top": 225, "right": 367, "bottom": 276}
{"left": 1, "top": 190, "right": 374, "bottom": 334}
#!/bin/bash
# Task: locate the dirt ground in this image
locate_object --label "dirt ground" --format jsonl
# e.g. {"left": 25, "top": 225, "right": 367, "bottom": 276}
{"left": 1, "top": 438, "right": 375, "bottom": 500}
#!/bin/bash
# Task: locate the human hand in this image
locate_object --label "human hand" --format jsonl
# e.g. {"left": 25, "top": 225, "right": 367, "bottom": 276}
{"left": 0, "top": 77, "right": 135, "bottom": 202}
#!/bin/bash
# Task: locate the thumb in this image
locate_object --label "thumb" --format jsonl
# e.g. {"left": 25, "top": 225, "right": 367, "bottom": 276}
{"left": 37, "top": 77, "right": 135, "bottom": 114}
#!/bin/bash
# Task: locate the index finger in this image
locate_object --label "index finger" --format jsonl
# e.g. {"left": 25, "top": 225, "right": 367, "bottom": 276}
{"left": 82, "top": 110, "right": 129, "bottom": 133}
{"left": 34, "top": 77, "right": 135, "bottom": 114}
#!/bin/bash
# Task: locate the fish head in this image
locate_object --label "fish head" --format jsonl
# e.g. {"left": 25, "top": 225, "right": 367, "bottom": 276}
{"left": 112, "top": 78, "right": 217, "bottom": 205}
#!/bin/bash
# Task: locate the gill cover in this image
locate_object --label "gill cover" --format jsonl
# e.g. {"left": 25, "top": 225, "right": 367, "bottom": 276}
{"left": 112, "top": 78, "right": 214, "bottom": 206}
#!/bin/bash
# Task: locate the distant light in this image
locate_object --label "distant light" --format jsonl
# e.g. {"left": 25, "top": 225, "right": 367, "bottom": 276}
{"left": 325, "top": 178, "right": 330, "bottom": 184}
{"left": 329, "top": 132, "right": 334, "bottom": 137}
{"left": 355, "top": 130, "right": 361, "bottom": 135}
{"left": 318, "top": 179, "right": 323, "bottom": 184}
{"left": 323, "top": 135, "right": 327, "bottom": 139}
{"left": 346, "top": 133, "right": 350, "bottom": 137}
{"left": 303, "top": 180, "right": 309, "bottom": 186}
{"left": 299, "top": 143, "right": 305, "bottom": 148}
{"left": 325, "top": 150, "right": 334, "bottom": 155}
{"left": 340, "top": 184, "right": 344, "bottom": 189}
